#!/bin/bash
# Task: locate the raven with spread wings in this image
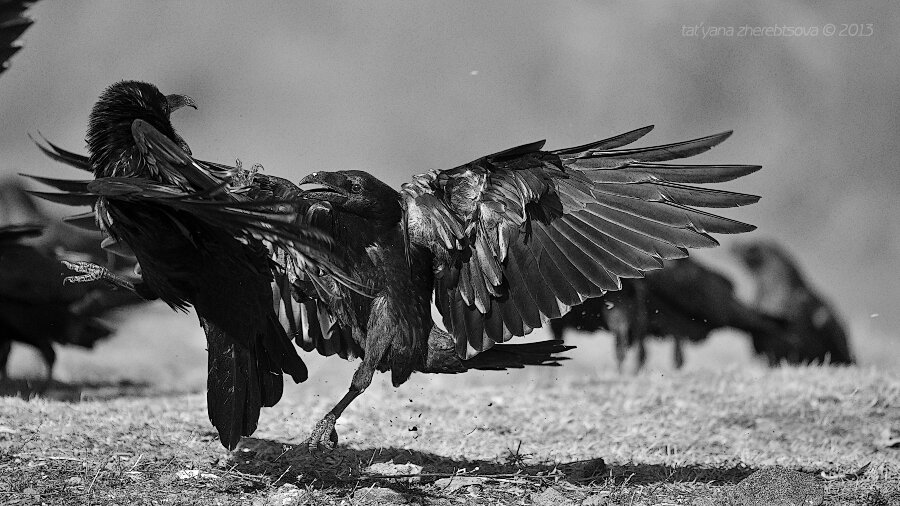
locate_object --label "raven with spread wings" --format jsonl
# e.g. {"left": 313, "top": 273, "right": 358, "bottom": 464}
{"left": 28, "top": 80, "right": 761, "bottom": 450}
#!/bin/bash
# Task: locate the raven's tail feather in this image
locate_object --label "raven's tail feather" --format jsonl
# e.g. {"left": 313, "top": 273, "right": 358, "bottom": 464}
{"left": 463, "top": 340, "right": 574, "bottom": 371}
{"left": 203, "top": 313, "right": 307, "bottom": 450}
{"left": 421, "top": 328, "right": 572, "bottom": 374}
{"left": 204, "top": 317, "right": 263, "bottom": 450}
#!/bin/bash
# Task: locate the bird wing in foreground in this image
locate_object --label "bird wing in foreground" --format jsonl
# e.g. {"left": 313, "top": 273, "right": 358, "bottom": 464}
{"left": 0, "top": 0, "right": 35, "bottom": 76}
{"left": 401, "top": 125, "right": 761, "bottom": 358}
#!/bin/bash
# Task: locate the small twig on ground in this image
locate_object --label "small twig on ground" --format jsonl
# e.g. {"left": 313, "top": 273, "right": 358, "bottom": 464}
{"left": 821, "top": 462, "right": 871, "bottom": 481}
{"left": 84, "top": 463, "right": 104, "bottom": 497}
{"left": 272, "top": 465, "right": 292, "bottom": 486}
{"left": 128, "top": 454, "right": 143, "bottom": 472}
{"left": 218, "top": 468, "right": 271, "bottom": 484}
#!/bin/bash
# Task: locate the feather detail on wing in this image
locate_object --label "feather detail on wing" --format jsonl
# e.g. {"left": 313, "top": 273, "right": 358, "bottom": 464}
{"left": 401, "top": 126, "right": 761, "bottom": 358}
{"left": 27, "top": 126, "right": 373, "bottom": 298}
{"left": 270, "top": 199, "right": 364, "bottom": 360}
{"left": 130, "top": 119, "right": 236, "bottom": 197}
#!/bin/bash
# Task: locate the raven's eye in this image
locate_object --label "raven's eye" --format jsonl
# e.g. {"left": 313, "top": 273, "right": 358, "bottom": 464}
{"left": 350, "top": 183, "right": 362, "bottom": 193}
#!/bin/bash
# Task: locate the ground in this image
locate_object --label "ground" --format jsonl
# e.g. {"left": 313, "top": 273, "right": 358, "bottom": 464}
{"left": 0, "top": 305, "right": 898, "bottom": 504}
{"left": 1, "top": 364, "right": 898, "bottom": 505}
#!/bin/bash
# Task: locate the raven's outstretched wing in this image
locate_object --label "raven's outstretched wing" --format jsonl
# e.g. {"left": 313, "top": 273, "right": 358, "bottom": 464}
{"left": 27, "top": 135, "right": 366, "bottom": 361}
{"left": 26, "top": 120, "right": 366, "bottom": 292}
{"left": 24, "top": 174, "right": 353, "bottom": 286}
{"left": 401, "top": 125, "right": 761, "bottom": 358}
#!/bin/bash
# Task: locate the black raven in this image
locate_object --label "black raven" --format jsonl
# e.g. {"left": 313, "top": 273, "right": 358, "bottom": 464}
{"left": 550, "top": 258, "right": 789, "bottom": 372}
{"left": 0, "top": 2, "right": 143, "bottom": 383}
{"left": 0, "top": 224, "right": 143, "bottom": 382}
{"left": 732, "top": 241, "right": 853, "bottom": 365}
{"left": 286, "top": 125, "right": 761, "bottom": 449}
{"left": 0, "top": 180, "right": 144, "bottom": 382}
{"left": 30, "top": 80, "right": 763, "bottom": 450}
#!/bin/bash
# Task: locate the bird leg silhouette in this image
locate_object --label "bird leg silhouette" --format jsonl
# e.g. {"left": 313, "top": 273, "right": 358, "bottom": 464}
{"left": 62, "top": 260, "right": 137, "bottom": 292}
{"left": 304, "top": 353, "right": 378, "bottom": 451}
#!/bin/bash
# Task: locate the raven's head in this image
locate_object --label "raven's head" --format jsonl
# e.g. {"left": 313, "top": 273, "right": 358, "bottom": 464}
{"left": 732, "top": 240, "right": 804, "bottom": 284}
{"left": 299, "top": 170, "right": 401, "bottom": 223}
{"left": 86, "top": 80, "right": 196, "bottom": 177}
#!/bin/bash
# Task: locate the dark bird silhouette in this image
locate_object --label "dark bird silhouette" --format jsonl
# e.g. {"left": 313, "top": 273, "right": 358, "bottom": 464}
{"left": 0, "top": 0, "right": 35, "bottom": 76}
{"left": 29, "top": 80, "right": 763, "bottom": 450}
{"left": 0, "top": 181, "right": 143, "bottom": 382}
{"left": 0, "top": 223, "right": 142, "bottom": 382}
{"left": 0, "top": 1, "right": 142, "bottom": 383}
{"left": 25, "top": 81, "right": 373, "bottom": 449}
{"left": 550, "top": 258, "right": 789, "bottom": 372}
{"left": 732, "top": 241, "right": 853, "bottom": 365}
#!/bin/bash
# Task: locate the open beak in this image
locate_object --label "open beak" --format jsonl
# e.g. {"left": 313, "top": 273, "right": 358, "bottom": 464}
{"left": 298, "top": 172, "right": 349, "bottom": 205}
{"left": 299, "top": 172, "right": 345, "bottom": 193}
{"left": 166, "top": 93, "right": 197, "bottom": 113}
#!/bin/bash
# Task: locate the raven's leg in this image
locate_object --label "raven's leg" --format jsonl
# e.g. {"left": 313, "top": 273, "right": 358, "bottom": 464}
{"left": 635, "top": 338, "right": 647, "bottom": 374}
{"left": 673, "top": 336, "right": 685, "bottom": 369}
{"left": 306, "top": 315, "right": 391, "bottom": 452}
{"left": 62, "top": 261, "right": 157, "bottom": 300}
{"left": 613, "top": 330, "right": 628, "bottom": 374}
{"left": 304, "top": 357, "right": 378, "bottom": 451}
{"left": 0, "top": 339, "right": 11, "bottom": 381}
{"left": 36, "top": 341, "right": 56, "bottom": 391}
{"left": 62, "top": 261, "right": 136, "bottom": 291}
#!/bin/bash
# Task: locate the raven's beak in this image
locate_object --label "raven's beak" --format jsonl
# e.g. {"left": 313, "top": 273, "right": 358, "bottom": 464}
{"left": 166, "top": 94, "right": 197, "bottom": 112}
{"left": 298, "top": 172, "right": 348, "bottom": 205}
{"left": 299, "top": 171, "right": 345, "bottom": 193}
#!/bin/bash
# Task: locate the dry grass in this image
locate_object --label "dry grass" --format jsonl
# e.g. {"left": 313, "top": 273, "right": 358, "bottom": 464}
{"left": 1, "top": 364, "right": 898, "bottom": 505}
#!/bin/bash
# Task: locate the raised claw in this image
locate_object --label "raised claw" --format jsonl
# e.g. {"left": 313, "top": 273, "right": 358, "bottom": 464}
{"left": 61, "top": 260, "right": 106, "bottom": 284}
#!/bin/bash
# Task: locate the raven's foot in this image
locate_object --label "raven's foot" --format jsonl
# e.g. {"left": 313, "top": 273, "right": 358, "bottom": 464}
{"left": 62, "top": 260, "right": 108, "bottom": 284}
{"left": 62, "top": 260, "right": 136, "bottom": 292}
{"left": 304, "top": 413, "right": 339, "bottom": 452}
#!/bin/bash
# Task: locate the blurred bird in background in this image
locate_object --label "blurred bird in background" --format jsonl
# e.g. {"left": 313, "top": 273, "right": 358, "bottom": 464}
{"left": 0, "top": 0, "right": 145, "bottom": 386}
{"left": 0, "top": 195, "right": 144, "bottom": 384}
{"left": 733, "top": 241, "right": 854, "bottom": 365}
{"left": 550, "top": 257, "right": 790, "bottom": 372}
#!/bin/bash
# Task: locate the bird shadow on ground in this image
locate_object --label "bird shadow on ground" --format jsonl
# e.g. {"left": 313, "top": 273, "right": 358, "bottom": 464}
{"left": 0, "top": 377, "right": 154, "bottom": 401}
{"left": 230, "top": 437, "right": 755, "bottom": 490}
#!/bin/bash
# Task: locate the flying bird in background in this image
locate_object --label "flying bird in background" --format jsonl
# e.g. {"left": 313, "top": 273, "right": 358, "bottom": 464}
{"left": 29, "top": 80, "right": 763, "bottom": 451}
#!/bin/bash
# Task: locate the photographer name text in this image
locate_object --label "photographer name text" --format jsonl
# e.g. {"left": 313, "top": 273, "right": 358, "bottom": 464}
{"left": 682, "top": 23, "right": 873, "bottom": 39}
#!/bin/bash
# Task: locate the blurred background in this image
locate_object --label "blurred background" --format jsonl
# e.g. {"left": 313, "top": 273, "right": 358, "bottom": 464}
{"left": 1, "top": 1, "right": 897, "bottom": 390}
